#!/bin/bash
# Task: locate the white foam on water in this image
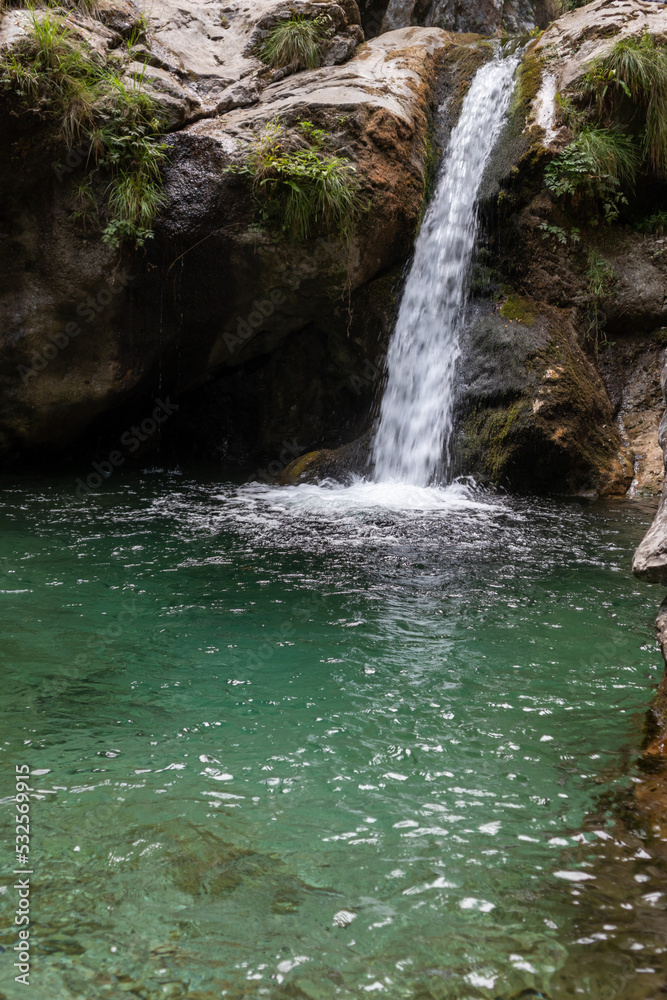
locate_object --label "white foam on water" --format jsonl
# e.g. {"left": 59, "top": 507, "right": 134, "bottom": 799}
{"left": 237, "top": 478, "right": 500, "bottom": 516}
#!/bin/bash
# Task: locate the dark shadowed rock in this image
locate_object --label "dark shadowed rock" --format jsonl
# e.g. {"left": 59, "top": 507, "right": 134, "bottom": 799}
{"left": 452, "top": 297, "right": 633, "bottom": 495}
{"left": 0, "top": 20, "right": 447, "bottom": 457}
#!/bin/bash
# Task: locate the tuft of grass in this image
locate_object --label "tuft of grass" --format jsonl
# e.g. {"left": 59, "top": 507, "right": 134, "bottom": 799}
{"left": 259, "top": 14, "right": 331, "bottom": 71}
{"left": 1, "top": 11, "right": 100, "bottom": 144}
{"left": 227, "top": 119, "right": 363, "bottom": 243}
{"left": 69, "top": 175, "right": 99, "bottom": 231}
{"left": 582, "top": 34, "right": 667, "bottom": 173}
{"left": 1, "top": 11, "right": 168, "bottom": 248}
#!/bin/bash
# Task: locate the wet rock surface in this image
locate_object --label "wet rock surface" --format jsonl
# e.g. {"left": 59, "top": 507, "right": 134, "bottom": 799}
{"left": 598, "top": 336, "right": 665, "bottom": 497}
{"left": 453, "top": 298, "right": 633, "bottom": 495}
{"left": 2, "top": 0, "right": 667, "bottom": 504}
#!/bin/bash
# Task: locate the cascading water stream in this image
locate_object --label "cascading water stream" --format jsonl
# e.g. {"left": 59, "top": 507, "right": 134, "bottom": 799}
{"left": 373, "top": 51, "right": 521, "bottom": 485}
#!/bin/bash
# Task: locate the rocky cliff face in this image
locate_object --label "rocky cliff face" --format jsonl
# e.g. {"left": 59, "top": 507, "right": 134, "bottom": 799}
{"left": 0, "top": 0, "right": 451, "bottom": 463}
{"left": 1, "top": 0, "right": 666, "bottom": 500}
{"left": 360, "top": 0, "right": 544, "bottom": 37}
{"left": 449, "top": 0, "right": 667, "bottom": 498}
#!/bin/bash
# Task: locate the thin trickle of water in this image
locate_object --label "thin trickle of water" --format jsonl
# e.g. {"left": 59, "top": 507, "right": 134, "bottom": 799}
{"left": 373, "top": 52, "right": 520, "bottom": 485}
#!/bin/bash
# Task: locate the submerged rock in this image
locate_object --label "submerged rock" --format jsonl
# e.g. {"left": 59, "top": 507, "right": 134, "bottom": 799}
{"left": 278, "top": 433, "right": 373, "bottom": 484}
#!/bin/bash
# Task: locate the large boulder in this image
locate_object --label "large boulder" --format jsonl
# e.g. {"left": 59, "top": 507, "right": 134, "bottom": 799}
{"left": 453, "top": 296, "right": 633, "bottom": 495}
{"left": 0, "top": 8, "right": 451, "bottom": 458}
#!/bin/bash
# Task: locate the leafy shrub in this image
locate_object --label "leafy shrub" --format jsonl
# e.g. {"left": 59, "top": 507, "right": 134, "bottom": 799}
{"left": 0, "top": 10, "right": 168, "bottom": 248}
{"left": 260, "top": 14, "right": 332, "bottom": 71}
{"left": 544, "top": 127, "right": 640, "bottom": 222}
{"left": 227, "top": 119, "right": 363, "bottom": 243}
{"left": 93, "top": 99, "right": 168, "bottom": 248}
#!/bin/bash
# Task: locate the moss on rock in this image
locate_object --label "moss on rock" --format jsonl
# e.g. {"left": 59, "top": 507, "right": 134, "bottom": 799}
{"left": 454, "top": 294, "right": 633, "bottom": 494}
{"left": 462, "top": 400, "right": 531, "bottom": 481}
{"left": 499, "top": 293, "right": 536, "bottom": 325}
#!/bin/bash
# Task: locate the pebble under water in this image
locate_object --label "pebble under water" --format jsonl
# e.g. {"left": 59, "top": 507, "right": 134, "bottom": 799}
{"left": 1, "top": 474, "right": 666, "bottom": 999}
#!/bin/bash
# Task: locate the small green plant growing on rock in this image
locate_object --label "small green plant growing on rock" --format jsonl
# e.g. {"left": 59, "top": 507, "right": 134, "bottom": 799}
{"left": 635, "top": 210, "right": 667, "bottom": 235}
{"left": 544, "top": 127, "right": 640, "bottom": 222}
{"left": 226, "top": 118, "right": 363, "bottom": 243}
{"left": 94, "top": 102, "right": 168, "bottom": 248}
{"left": 584, "top": 249, "right": 616, "bottom": 350}
{"left": 545, "top": 33, "right": 667, "bottom": 227}
{"left": 538, "top": 222, "right": 580, "bottom": 245}
{"left": 259, "top": 13, "right": 332, "bottom": 71}
{"left": 1, "top": 11, "right": 99, "bottom": 143}
{"left": 0, "top": 9, "right": 168, "bottom": 248}
{"left": 69, "top": 175, "right": 99, "bottom": 231}
{"left": 583, "top": 34, "right": 667, "bottom": 172}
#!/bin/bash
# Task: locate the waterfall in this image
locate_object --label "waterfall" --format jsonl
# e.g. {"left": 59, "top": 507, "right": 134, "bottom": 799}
{"left": 373, "top": 52, "right": 520, "bottom": 486}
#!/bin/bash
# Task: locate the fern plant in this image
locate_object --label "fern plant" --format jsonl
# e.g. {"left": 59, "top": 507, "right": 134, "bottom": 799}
{"left": 544, "top": 127, "right": 640, "bottom": 222}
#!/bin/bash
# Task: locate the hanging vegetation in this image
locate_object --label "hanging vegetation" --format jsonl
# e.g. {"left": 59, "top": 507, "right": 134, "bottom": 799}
{"left": 0, "top": 8, "right": 168, "bottom": 248}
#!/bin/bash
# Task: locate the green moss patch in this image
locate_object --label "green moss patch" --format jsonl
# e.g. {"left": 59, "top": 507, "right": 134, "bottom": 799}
{"left": 463, "top": 400, "right": 530, "bottom": 482}
{"left": 499, "top": 294, "right": 536, "bottom": 326}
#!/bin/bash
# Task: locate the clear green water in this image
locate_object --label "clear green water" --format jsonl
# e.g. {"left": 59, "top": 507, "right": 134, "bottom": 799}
{"left": 0, "top": 475, "right": 666, "bottom": 1000}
